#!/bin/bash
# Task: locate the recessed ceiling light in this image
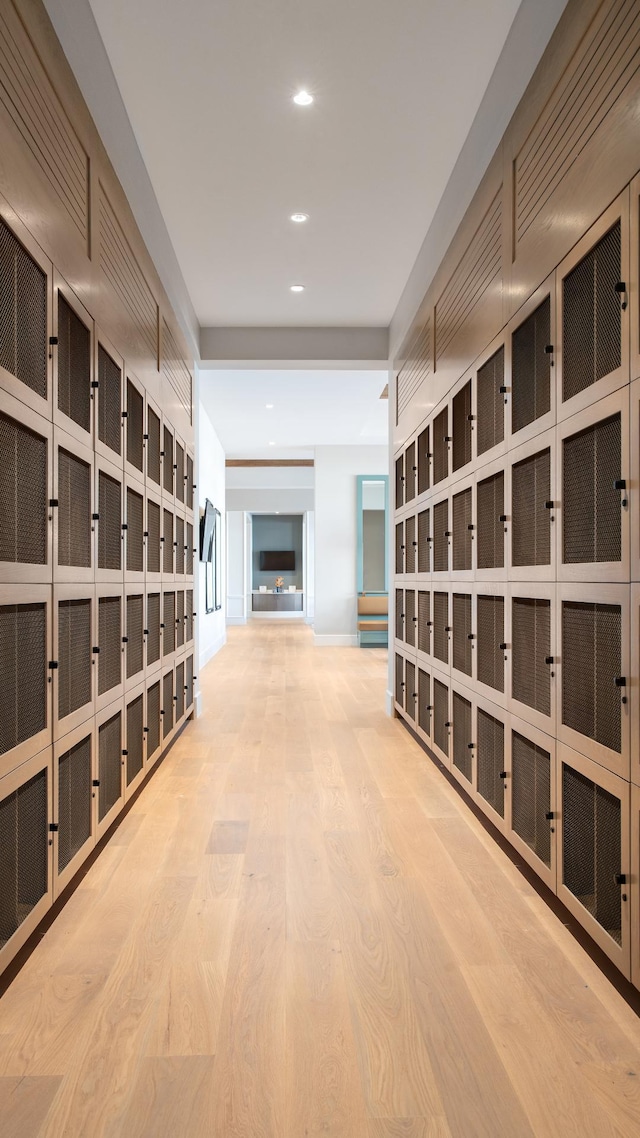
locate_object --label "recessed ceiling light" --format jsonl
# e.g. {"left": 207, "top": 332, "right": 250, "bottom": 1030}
{"left": 290, "top": 213, "right": 309, "bottom": 224}
{"left": 269, "top": 441, "right": 275, "bottom": 446}
{"left": 293, "top": 90, "right": 313, "bottom": 106}
{"left": 290, "top": 284, "right": 305, "bottom": 292}
{"left": 266, "top": 403, "right": 274, "bottom": 409}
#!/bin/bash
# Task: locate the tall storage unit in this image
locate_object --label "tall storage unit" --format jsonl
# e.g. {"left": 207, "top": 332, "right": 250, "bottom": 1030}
{"left": 392, "top": 0, "right": 640, "bottom": 986}
{"left": 0, "top": 0, "right": 196, "bottom": 978}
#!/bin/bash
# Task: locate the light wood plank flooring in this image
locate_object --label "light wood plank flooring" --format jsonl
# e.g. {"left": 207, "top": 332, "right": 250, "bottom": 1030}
{"left": 1, "top": 621, "right": 640, "bottom": 1136}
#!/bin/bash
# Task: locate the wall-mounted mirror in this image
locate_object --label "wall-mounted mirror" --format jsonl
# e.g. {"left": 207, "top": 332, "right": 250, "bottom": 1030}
{"left": 356, "top": 476, "right": 388, "bottom": 593}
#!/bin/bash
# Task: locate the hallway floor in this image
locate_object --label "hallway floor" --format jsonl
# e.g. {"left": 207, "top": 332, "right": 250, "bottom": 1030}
{"left": 1, "top": 622, "right": 640, "bottom": 1136}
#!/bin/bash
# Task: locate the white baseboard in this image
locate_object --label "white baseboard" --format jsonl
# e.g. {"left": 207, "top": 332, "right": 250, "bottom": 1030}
{"left": 199, "top": 632, "right": 227, "bottom": 672}
{"left": 385, "top": 688, "right": 394, "bottom": 717}
{"left": 226, "top": 616, "right": 247, "bottom": 625}
{"left": 195, "top": 691, "right": 203, "bottom": 717}
{"left": 313, "top": 633, "right": 358, "bottom": 647}
{"left": 250, "top": 611, "right": 305, "bottom": 620}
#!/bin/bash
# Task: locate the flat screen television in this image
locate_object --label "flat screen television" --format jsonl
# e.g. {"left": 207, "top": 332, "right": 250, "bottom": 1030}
{"left": 259, "top": 550, "right": 295, "bottom": 572}
{"left": 200, "top": 498, "right": 215, "bottom": 561}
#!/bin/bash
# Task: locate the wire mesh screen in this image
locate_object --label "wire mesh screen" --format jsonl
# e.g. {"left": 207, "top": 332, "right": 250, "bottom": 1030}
{"left": 126, "top": 694, "right": 144, "bottom": 785}
{"left": 512, "top": 598, "right": 550, "bottom": 716}
{"left": 452, "top": 691, "right": 472, "bottom": 781}
{"left": 126, "top": 594, "right": 144, "bottom": 679}
{"left": 433, "top": 499, "right": 449, "bottom": 573}
{"left": 477, "top": 594, "right": 504, "bottom": 692}
{"left": 563, "top": 221, "right": 621, "bottom": 402}
{"left": 98, "top": 345, "right": 121, "bottom": 455}
{"left": 405, "top": 589, "right": 416, "bottom": 647}
{"left": 147, "top": 499, "right": 160, "bottom": 574}
{"left": 433, "top": 408, "right": 448, "bottom": 485}
{"left": 433, "top": 591, "right": 449, "bottom": 665}
{"left": 147, "top": 406, "right": 161, "bottom": 485}
{"left": 562, "top": 762, "right": 621, "bottom": 944}
{"left": 418, "top": 668, "right": 430, "bottom": 735}
{"left": 98, "top": 711, "right": 121, "bottom": 822}
{"left": 58, "top": 598, "right": 92, "bottom": 721}
{"left": 0, "top": 603, "right": 46, "bottom": 756}
{"left": 163, "top": 592, "right": 176, "bottom": 656}
{"left": 405, "top": 660, "right": 416, "bottom": 720}
{"left": 126, "top": 379, "right": 144, "bottom": 473}
{"left": 186, "top": 589, "right": 194, "bottom": 642}
{"left": 452, "top": 381, "right": 472, "bottom": 472}
{"left": 452, "top": 593, "right": 472, "bottom": 676}
{"left": 512, "top": 296, "right": 551, "bottom": 435}
{"left": 477, "top": 471, "right": 504, "bottom": 569}
{"left": 477, "top": 346, "right": 504, "bottom": 456}
{"left": 395, "top": 589, "right": 404, "bottom": 642}
{"left": 186, "top": 523, "right": 194, "bottom": 576}
{"left": 418, "top": 590, "right": 430, "bottom": 655}
{"left": 175, "top": 442, "right": 185, "bottom": 504}
{"left": 395, "top": 455, "right": 404, "bottom": 509}
{"left": 187, "top": 455, "right": 194, "bottom": 509}
{"left": 0, "top": 768, "right": 47, "bottom": 948}
{"left": 511, "top": 730, "right": 551, "bottom": 867}
{"left": 395, "top": 522, "right": 404, "bottom": 575}
{"left": 176, "top": 590, "right": 185, "bottom": 649}
{"left": 163, "top": 426, "right": 174, "bottom": 494}
{"left": 163, "top": 509, "right": 174, "bottom": 575}
{"left": 0, "top": 217, "right": 47, "bottom": 398}
{"left": 185, "top": 655, "right": 194, "bottom": 709}
{"left": 175, "top": 515, "right": 185, "bottom": 575}
{"left": 0, "top": 412, "right": 47, "bottom": 565}
{"left": 98, "top": 471, "right": 121, "bottom": 571}
{"left": 395, "top": 653, "right": 404, "bottom": 707}
{"left": 477, "top": 709, "right": 504, "bottom": 817}
{"left": 147, "top": 680, "right": 160, "bottom": 757}
{"left": 126, "top": 488, "right": 144, "bottom": 573}
{"left": 417, "top": 509, "right": 430, "bottom": 573}
{"left": 98, "top": 595, "right": 121, "bottom": 697}
{"left": 452, "top": 488, "right": 472, "bottom": 571}
{"left": 405, "top": 441, "right": 416, "bottom": 503}
{"left": 163, "top": 671, "right": 174, "bottom": 737}
{"left": 405, "top": 514, "right": 416, "bottom": 574}
{"left": 563, "top": 414, "right": 621, "bottom": 564}
{"left": 58, "top": 448, "right": 91, "bottom": 568}
{"left": 176, "top": 660, "right": 185, "bottom": 722}
{"left": 561, "top": 601, "right": 621, "bottom": 753}
{"left": 434, "top": 678, "right": 449, "bottom": 757}
{"left": 512, "top": 448, "right": 551, "bottom": 566}
{"left": 147, "top": 593, "right": 160, "bottom": 666}
{"left": 417, "top": 426, "right": 430, "bottom": 494}
{"left": 57, "top": 294, "right": 90, "bottom": 433}
{"left": 58, "top": 734, "right": 91, "bottom": 873}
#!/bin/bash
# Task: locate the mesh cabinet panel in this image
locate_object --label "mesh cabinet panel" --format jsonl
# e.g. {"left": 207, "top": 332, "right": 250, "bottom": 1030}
{"left": 0, "top": 768, "right": 47, "bottom": 948}
{"left": 147, "top": 499, "right": 161, "bottom": 574}
{"left": 405, "top": 589, "right": 416, "bottom": 647}
{"left": 97, "top": 345, "right": 121, "bottom": 455}
{"left": 163, "top": 592, "right": 176, "bottom": 656}
{"left": 511, "top": 730, "right": 551, "bottom": 867}
{"left": 405, "top": 660, "right": 416, "bottom": 720}
{"left": 58, "top": 734, "right": 91, "bottom": 873}
{"left": 163, "top": 509, "right": 174, "bottom": 574}
{"left": 512, "top": 296, "right": 551, "bottom": 435}
{"left": 477, "top": 471, "right": 504, "bottom": 569}
{"left": 418, "top": 591, "right": 430, "bottom": 655}
{"left": 512, "top": 448, "right": 551, "bottom": 567}
{"left": 175, "top": 442, "right": 185, "bottom": 504}
{"left": 0, "top": 413, "right": 47, "bottom": 565}
{"left": 512, "top": 598, "right": 550, "bottom": 716}
{"left": 477, "top": 346, "right": 504, "bottom": 456}
{"left": 163, "top": 671, "right": 174, "bottom": 737}
{"left": 186, "top": 589, "right": 194, "bottom": 642}
{"left": 147, "top": 407, "right": 161, "bottom": 485}
{"left": 163, "top": 426, "right": 174, "bottom": 494}
{"left": 147, "top": 593, "right": 160, "bottom": 666}
{"left": 0, "top": 603, "right": 46, "bottom": 756}
{"left": 417, "top": 509, "right": 430, "bottom": 573}
{"left": 433, "top": 499, "right": 449, "bottom": 573}
{"left": 186, "top": 456, "right": 194, "bottom": 510}
{"left": 126, "top": 488, "right": 144, "bottom": 573}
{"left": 477, "top": 709, "right": 505, "bottom": 817}
{"left": 477, "top": 595, "right": 504, "bottom": 693}
{"left": 562, "top": 602, "right": 621, "bottom": 753}
{"left": 563, "top": 414, "right": 621, "bottom": 564}
{"left": 147, "top": 680, "right": 161, "bottom": 757}
{"left": 98, "top": 471, "right": 121, "bottom": 571}
{"left": 433, "top": 591, "right": 449, "bottom": 665}
{"left": 185, "top": 655, "right": 194, "bottom": 710}
{"left": 452, "top": 593, "right": 472, "bottom": 676}
{"left": 405, "top": 515, "right": 416, "bottom": 574}
{"left": 395, "top": 653, "right": 404, "bottom": 707}
{"left": 562, "top": 763, "right": 621, "bottom": 944}
{"left": 395, "top": 522, "right": 404, "bottom": 575}
{"left": 126, "top": 594, "right": 144, "bottom": 679}
{"left": 395, "top": 589, "right": 404, "bottom": 642}
{"left": 418, "top": 668, "right": 430, "bottom": 735}
{"left": 176, "top": 590, "right": 185, "bottom": 649}
{"left": 186, "top": 523, "right": 193, "bottom": 576}
{"left": 395, "top": 455, "right": 404, "bottom": 509}
{"left": 175, "top": 515, "right": 185, "bottom": 575}
{"left": 0, "top": 217, "right": 47, "bottom": 398}
{"left": 58, "top": 598, "right": 91, "bottom": 720}
{"left": 98, "top": 596, "right": 121, "bottom": 696}
{"left": 176, "top": 660, "right": 185, "bottom": 722}
{"left": 57, "top": 295, "right": 90, "bottom": 433}
{"left": 452, "top": 381, "right": 472, "bottom": 472}
{"left": 126, "top": 380, "right": 144, "bottom": 473}
{"left": 58, "top": 448, "right": 91, "bottom": 568}
{"left": 452, "top": 488, "right": 472, "bottom": 571}
{"left": 417, "top": 427, "right": 430, "bottom": 494}
{"left": 434, "top": 678, "right": 449, "bottom": 757}
{"left": 405, "top": 442, "right": 416, "bottom": 502}
{"left": 98, "top": 711, "right": 121, "bottom": 822}
{"left": 452, "top": 691, "right": 472, "bottom": 781}
{"left": 433, "top": 408, "right": 448, "bottom": 485}
{"left": 563, "top": 222, "right": 621, "bottom": 402}
{"left": 126, "top": 694, "right": 144, "bottom": 785}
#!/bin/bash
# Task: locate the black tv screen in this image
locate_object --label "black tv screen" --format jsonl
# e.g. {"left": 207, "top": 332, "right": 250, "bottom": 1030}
{"left": 259, "top": 550, "right": 295, "bottom": 571}
{"left": 200, "top": 499, "right": 215, "bottom": 561}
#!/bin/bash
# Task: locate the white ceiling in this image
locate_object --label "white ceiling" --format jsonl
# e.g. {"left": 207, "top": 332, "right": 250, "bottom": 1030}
{"left": 87, "top": 0, "right": 523, "bottom": 328}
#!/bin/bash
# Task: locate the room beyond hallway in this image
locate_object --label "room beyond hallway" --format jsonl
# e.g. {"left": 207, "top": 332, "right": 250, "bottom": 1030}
{"left": 1, "top": 622, "right": 639, "bottom": 1136}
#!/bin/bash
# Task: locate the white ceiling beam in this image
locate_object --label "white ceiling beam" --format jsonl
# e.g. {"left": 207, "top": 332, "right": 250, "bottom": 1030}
{"left": 200, "top": 326, "right": 389, "bottom": 369}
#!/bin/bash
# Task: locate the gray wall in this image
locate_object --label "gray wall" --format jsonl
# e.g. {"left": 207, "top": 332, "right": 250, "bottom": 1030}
{"left": 252, "top": 514, "right": 303, "bottom": 589}
{"left": 363, "top": 509, "right": 385, "bottom": 592}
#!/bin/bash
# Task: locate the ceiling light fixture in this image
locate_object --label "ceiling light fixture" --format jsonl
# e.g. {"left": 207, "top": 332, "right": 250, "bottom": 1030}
{"left": 269, "top": 441, "right": 275, "bottom": 446}
{"left": 290, "top": 212, "right": 309, "bottom": 223}
{"left": 293, "top": 90, "right": 313, "bottom": 106}
{"left": 266, "top": 403, "right": 274, "bottom": 409}
{"left": 290, "top": 284, "right": 305, "bottom": 292}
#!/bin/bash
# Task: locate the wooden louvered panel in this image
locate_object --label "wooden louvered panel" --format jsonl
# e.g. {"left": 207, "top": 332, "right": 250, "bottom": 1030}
{"left": 435, "top": 192, "right": 502, "bottom": 366}
{"left": 162, "top": 319, "right": 192, "bottom": 425}
{"left": 99, "top": 185, "right": 158, "bottom": 361}
{"left": 396, "top": 317, "right": 431, "bottom": 423}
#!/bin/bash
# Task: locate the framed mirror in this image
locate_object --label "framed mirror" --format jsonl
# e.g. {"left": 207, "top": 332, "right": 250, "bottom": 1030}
{"left": 356, "top": 475, "right": 389, "bottom": 593}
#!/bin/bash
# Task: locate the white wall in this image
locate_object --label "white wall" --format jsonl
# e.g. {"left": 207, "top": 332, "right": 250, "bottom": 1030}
{"left": 197, "top": 396, "right": 227, "bottom": 674}
{"left": 226, "top": 511, "right": 247, "bottom": 624}
{"left": 226, "top": 464, "right": 314, "bottom": 513}
{"left": 314, "top": 445, "right": 388, "bottom": 646}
